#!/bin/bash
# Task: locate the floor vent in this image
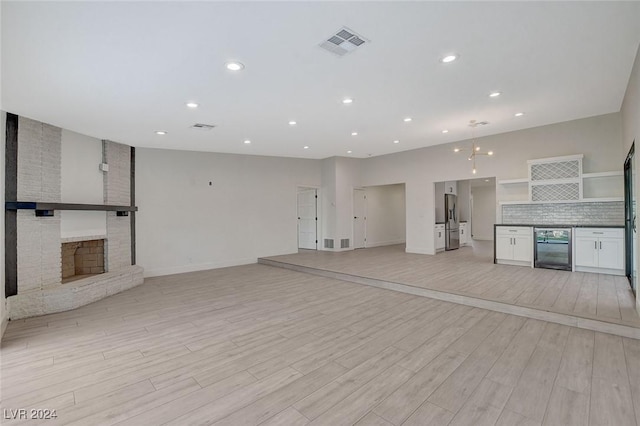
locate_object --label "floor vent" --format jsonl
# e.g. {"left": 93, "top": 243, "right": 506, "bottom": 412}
{"left": 319, "top": 27, "right": 369, "bottom": 57}
{"left": 340, "top": 239, "right": 350, "bottom": 248}
{"left": 324, "top": 239, "right": 334, "bottom": 249}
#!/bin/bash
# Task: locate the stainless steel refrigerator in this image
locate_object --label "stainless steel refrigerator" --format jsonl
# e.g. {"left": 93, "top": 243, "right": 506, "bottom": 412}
{"left": 445, "top": 193, "right": 459, "bottom": 250}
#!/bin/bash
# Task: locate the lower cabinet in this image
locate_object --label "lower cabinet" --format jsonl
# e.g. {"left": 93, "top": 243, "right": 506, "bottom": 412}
{"left": 574, "top": 228, "right": 624, "bottom": 275}
{"left": 435, "top": 224, "right": 445, "bottom": 251}
{"left": 495, "top": 226, "right": 533, "bottom": 266}
{"left": 460, "top": 222, "right": 469, "bottom": 246}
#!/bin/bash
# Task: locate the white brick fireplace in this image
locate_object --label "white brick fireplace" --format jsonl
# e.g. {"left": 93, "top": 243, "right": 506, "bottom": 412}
{"left": 6, "top": 116, "right": 143, "bottom": 319}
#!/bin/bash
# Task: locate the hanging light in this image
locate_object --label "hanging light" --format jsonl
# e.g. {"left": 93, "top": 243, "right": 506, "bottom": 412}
{"left": 454, "top": 120, "right": 494, "bottom": 174}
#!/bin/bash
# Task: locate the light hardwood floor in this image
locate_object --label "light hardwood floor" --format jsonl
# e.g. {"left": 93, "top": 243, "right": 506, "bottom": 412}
{"left": 263, "top": 243, "right": 640, "bottom": 329}
{"left": 1, "top": 263, "right": 639, "bottom": 425}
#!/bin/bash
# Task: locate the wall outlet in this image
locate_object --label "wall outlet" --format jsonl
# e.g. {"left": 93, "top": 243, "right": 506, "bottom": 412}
{"left": 99, "top": 163, "right": 109, "bottom": 172}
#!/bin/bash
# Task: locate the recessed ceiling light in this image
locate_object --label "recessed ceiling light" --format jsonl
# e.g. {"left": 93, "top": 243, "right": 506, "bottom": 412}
{"left": 454, "top": 148, "right": 460, "bottom": 152}
{"left": 186, "top": 102, "right": 198, "bottom": 108}
{"left": 351, "top": 132, "right": 358, "bottom": 136}
{"left": 442, "top": 130, "right": 449, "bottom": 134}
{"left": 342, "top": 98, "right": 354, "bottom": 104}
{"left": 243, "top": 140, "right": 251, "bottom": 144}
{"left": 347, "top": 150, "right": 352, "bottom": 154}
{"left": 155, "top": 131, "right": 167, "bottom": 135}
{"left": 515, "top": 112, "right": 525, "bottom": 117}
{"left": 485, "top": 179, "right": 490, "bottom": 182}
{"left": 288, "top": 121, "right": 297, "bottom": 126}
{"left": 488, "top": 151, "right": 494, "bottom": 156}
{"left": 303, "top": 146, "right": 309, "bottom": 149}
{"left": 441, "top": 54, "right": 457, "bottom": 63}
{"left": 225, "top": 61, "right": 244, "bottom": 71}
{"left": 403, "top": 117, "right": 412, "bottom": 122}
{"left": 489, "top": 92, "right": 501, "bottom": 98}
{"left": 393, "top": 140, "right": 400, "bottom": 144}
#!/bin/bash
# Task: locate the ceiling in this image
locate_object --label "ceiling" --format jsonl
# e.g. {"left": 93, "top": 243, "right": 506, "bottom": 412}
{"left": 2, "top": 1, "right": 640, "bottom": 160}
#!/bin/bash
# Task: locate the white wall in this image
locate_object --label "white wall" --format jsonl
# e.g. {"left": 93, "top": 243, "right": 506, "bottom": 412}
{"left": 621, "top": 43, "right": 640, "bottom": 313}
{"left": 136, "top": 148, "right": 322, "bottom": 277}
{"left": 434, "top": 182, "right": 445, "bottom": 223}
{"left": 1, "top": 1, "right": 7, "bottom": 337}
{"left": 365, "top": 184, "right": 406, "bottom": 247}
{"left": 1, "top": 112, "right": 7, "bottom": 339}
{"left": 457, "top": 180, "right": 471, "bottom": 223}
{"left": 60, "top": 129, "right": 106, "bottom": 238}
{"left": 359, "top": 113, "right": 624, "bottom": 254}
{"left": 471, "top": 186, "right": 496, "bottom": 241}
{"left": 335, "top": 157, "right": 361, "bottom": 246}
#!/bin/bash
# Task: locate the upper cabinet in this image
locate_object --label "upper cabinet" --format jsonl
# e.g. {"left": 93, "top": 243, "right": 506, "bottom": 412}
{"left": 528, "top": 155, "right": 582, "bottom": 202}
{"left": 444, "top": 181, "right": 457, "bottom": 195}
{"left": 497, "top": 154, "right": 623, "bottom": 204}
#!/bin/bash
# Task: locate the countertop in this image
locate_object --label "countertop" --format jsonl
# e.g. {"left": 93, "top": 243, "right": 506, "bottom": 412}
{"left": 495, "top": 224, "right": 624, "bottom": 228}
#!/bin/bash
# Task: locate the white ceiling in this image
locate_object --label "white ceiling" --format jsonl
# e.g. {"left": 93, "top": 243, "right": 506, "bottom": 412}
{"left": 2, "top": 1, "right": 640, "bottom": 160}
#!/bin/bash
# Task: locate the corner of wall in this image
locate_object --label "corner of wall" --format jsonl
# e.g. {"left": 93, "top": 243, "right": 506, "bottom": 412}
{"left": 621, "top": 43, "right": 640, "bottom": 312}
{"left": 1, "top": 111, "right": 7, "bottom": 340}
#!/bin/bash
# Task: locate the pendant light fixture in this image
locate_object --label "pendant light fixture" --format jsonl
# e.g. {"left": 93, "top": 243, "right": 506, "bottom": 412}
{"left": 454, "top": 120, "right": 494, "bottom": 174}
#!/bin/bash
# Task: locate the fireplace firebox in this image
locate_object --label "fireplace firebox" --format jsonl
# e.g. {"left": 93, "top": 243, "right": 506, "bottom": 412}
{"left": 61, "top": 239, "right": 105, "bottom": 283}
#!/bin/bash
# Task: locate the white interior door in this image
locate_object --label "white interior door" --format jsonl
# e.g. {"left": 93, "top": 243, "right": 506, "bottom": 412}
{"left": 353, "top": 189, "right": 366, "bottom": 249}
{"left": 297, "top": 189, "right": 317, "bottom": 250}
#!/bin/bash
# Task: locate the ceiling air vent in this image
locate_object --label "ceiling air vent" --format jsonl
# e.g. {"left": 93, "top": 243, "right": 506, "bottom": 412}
{"left": 191, "top": 123, "right": 216, "bottom": 131}
{"left": 468, "top": 120, "right": 489, "bottom": 128}
{"left": 319, "top": 27, "right": 369, "bottom": 57}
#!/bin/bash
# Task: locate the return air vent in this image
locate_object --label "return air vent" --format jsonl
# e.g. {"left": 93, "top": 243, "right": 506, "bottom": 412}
{"left": 319, "top": 27, "right": 369, "bottom": 57}
{"left": 324, "top": 239, "right": 334, "bottom": 249}
{"left": 340, "top": 239, "right": 350, "bottom": 248}
{"left": 468, "top": 120, "right": 489, "bottom": 128}
{"left": 191, "top": 123, "right": 216, "bottom": 131}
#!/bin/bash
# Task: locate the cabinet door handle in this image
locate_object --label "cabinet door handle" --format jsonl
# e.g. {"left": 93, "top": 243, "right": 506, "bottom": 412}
{"left": 599, "top": 241, "right": 602, "bottom": 249}
{"left": 595, "top": 241, "right": 597, "bottom": 250}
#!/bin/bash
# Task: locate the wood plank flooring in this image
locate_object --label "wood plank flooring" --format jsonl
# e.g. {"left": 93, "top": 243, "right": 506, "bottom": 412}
{"left": 263, "top": 242, "right": 640, "bottom": 328}
{"left": 1, "top": 263, "right": 639, "bottom": 425}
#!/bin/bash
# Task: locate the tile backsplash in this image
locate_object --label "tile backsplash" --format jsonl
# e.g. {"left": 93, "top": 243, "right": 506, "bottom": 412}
{"left": 502, "top": 202, "right": 624, "bottom": 226}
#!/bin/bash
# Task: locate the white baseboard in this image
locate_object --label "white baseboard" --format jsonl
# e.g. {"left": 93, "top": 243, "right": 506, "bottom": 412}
{"left": 1, "top": 314, "right": 7, "bottom": 341}
{"left": 319, "top": 247, "right": 353, "bottom": 252}
{"left": 574, "top": 265, "right": 624, "bottom": 276}
{"left": 143, "top": 258, "right": 257, "bottom": 278}
{"left": 405, "top": 246, "right": 436, "bottom": 255}
{"left": 496, "top": 259, "right": 532, "bottom": 268}
{"left": 366, "top": 239, "right": 406, "bottom": 248}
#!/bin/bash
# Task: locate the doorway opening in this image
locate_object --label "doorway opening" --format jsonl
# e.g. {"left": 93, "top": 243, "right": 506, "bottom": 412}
{"left": 353, "top": 184, "right": 406, "bottom": 250}
{"left": 353, "top": 188, "right": 366, "bottom": 249}
{"left": 470, "top": 178, "right": 496, "bottom": 242}
{"left": 624, "top": 142, "right": 637, "bottom": 295}
{"left": 297, "top": 187, "right": 318, "bottom": 250}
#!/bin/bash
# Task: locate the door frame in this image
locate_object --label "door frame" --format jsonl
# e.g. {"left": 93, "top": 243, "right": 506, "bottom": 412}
{"left": 624, "top": 142, "right": 636, "bottom": 294}
{"left": 296, "top": 185, "right": 320, "bottom": 250}
{"left": 352, "top": 187, "right": 367, "bottom": 249}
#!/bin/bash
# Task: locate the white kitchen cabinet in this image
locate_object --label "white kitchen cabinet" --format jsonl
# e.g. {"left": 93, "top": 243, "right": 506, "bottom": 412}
{"left": 575, "top": 228, "right": 624, "bottom": 275}
{"left": 444, "top": 181, "right": 457, "bottom": 195}
{"left": 495, "top": 226, "right": 533, "bottom": 267}
{"left": 435, "top": 224, "right": 445, "bottom": 251}
{"left": 459, "top": 222, "right": 469, "bottom": 246}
